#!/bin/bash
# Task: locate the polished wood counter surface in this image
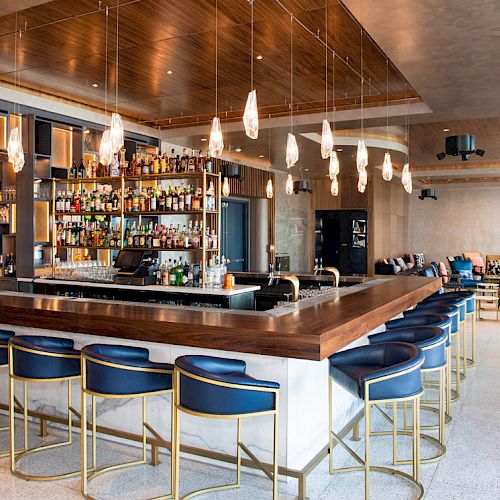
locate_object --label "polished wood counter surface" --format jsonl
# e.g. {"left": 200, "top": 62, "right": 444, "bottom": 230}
{"left": 0, "top": 276, "right": 441, "bottom": 361}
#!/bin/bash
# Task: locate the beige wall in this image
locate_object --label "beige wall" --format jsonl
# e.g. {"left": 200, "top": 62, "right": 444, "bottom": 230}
{"left": 409, "top": 187, "right": 500, "bottom": 263}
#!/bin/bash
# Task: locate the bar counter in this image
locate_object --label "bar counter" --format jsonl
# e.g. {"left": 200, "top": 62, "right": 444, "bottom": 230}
{"left": 0, "top": 275, "right": 441, "bottom": 497}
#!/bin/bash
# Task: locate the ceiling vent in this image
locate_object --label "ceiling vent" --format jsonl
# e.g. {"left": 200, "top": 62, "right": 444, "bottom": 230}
{"left": 293, "top": 179, "right": 312, "bottom": 194}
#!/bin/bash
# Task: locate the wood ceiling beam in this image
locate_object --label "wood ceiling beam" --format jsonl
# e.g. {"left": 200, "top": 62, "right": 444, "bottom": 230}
{"left": 411, "top": 160, "right": 500, "bottom": 172}
{"left": 419, "top": 177, "right": 500, "bottom": 185}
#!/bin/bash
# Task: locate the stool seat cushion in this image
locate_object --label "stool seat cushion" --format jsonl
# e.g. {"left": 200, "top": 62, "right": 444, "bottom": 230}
{"left": 9, "top": 335, "right": 80, "bottom": 380}
{"left": 412, "top": 304, "right": 459, "bottom": 334}
{"left": 176, "top": 355, "right": 279, "bottom": 416}
{"left": 369, "top": 327, "right": 447, "bottom": 369}
{"left": 386, "top": 313, "right": 451, "bottom": 333}
{"left": 0, "top": 329, "right": 15, "bottom": 365}
{"left": 438, "top": 291, "right": 476, "bottom": 313}
{"left": 329, "top": 342, "right": 424, "bottom": 401}
{"left": 82, "top": 344, "right": 173, "bottom": 396}
{"left": 423, "top": 296, "right": 466, "bottom": 320}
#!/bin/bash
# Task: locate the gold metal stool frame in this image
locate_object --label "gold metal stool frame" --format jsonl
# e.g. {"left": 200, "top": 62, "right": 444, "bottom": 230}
{"left": 0, "top": 355, "right": 10, "bottom": 459}
{"left": 81, "top": 354, "right": 174, "bottom": 500}
{"left": 374, "top": 335, "right": 447, "bottom": 464}
{"left": 329, "top": 361, "right": 425, "bottom": 500}
{"left": 8, "top": 343, "right": 81, "bottom": 480}
{"left": 173, "top": 367, "right": 280, "bottom": 500}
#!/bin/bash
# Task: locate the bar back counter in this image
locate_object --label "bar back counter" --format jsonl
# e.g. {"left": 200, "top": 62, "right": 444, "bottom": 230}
{"left": 0, "top": 275, "right": 441, "bottom": 498}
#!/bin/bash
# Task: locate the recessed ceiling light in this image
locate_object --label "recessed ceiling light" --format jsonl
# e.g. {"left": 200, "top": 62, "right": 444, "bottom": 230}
{"left": 84, "top": 129, "right": 90, "bottom": 135}
{"left": 259, "top": 155, "right": 265, "bottom": 158}
{"left": 304, "top": 168, "right": 309, "bottom": 171}
{"left": 92, "top": 83, "right": 98, "bottom": 88}
{"left": 235, "top": 148, "right": 242, "bottom": 153}
{"left": 448, "top": 179, "right": 452, "bottom": 182}
{"left": 256, "top": 55, "right": 263, "bottom": 60}
{"left": 167, "top": 70, "right": 173, "bottom": 75}
{"left": 337, "top": 148, "right": 343, "bottom": 152}
{"left": 443, "top": 128, "right": 450, "bottom": 132}
{"left": 200, "top": 138, "right": 207, "bottom": 141}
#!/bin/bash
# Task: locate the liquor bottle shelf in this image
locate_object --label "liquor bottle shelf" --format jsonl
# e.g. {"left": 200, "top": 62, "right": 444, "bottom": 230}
{"left": 54, "top": 211, "right": 121, "bottom": 216}
{"left": 57, "top": 245, "right": 119, "bottom": 250}
{"left": 123, "top": 210, "right": 218, "bottom": 216}
{"left": 124, "top": 172, "right": 218, "bottom": 181}
{"left": 121, "top": 247, "right": 219, "bottom": 252}
{"left": 55, "top": 176, "right": 122, "bottom": 184}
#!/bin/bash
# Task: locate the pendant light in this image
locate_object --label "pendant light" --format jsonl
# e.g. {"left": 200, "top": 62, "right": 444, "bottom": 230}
{"left": 8, "top": 16, "right": 24, "bottom": 173}
{"left": 285, "top": 14, "right": 298, "bottom": 169}
{"left": 222, "top": 176, "right": 230, "bottom": 197}
{"left": 357, "top": 28, "right": 368, "bottom": 192}
{"left": 99, "top": 7, "right": 113, "bottom": 166}
{"left": 266, "top": 178, "right": 273, "bottom": 199}
{"left": 243, "top": 0, "right": 258, "bottom": 139}
{"left": 265, "top": 115, "right": 273, "bottom": 198}
{"left": 402, "top": 84, "right": 413, "bottom": 194}
{"left": 382, "top": 59, "right": 393, "bottom": 181}
{"left": 320, "top": 1, "right": 333, "bottom": 159}
{"left": 109, "top": 2, "right": 124, "bottom": 154}
{"left": 285, "top": 173, "right": 294, "bottom": 195}
{"left": 330, "top": 175, "right": 339, "bottom": 196}
{"left": 209, "top": 0, "right": 224, "bottom": 157}
{"left": 329, "top": 151, "right": 340, "bottom": 179}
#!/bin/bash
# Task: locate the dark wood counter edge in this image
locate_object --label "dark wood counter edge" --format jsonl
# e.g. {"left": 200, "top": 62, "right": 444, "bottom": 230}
{"left": 0, "top": 276, "right": 441, "bottom": 361}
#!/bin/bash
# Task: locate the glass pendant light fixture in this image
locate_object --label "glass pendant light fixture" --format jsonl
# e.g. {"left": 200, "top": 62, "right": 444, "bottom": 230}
{"left": 329, "top": 151, "right": 340, "bottom": 179}
{"left": 357, "top": 28, "right": 368, "bottom": 191}
{"left": 243, "top": 1, "right": 258, "bottom": 139}
{"left": 222, "top": 176, "right": 230, "bottom": 197}
{"left": 320, "top": 2, "right": 333, "bottom": 159}
{"left": 109, "top": 4, "right": 124, "bottom": 154}
{"left": 266, "top": 178, "right": 273, "bottom": 199}
{"left": 209, "top": 0, "right": 224, "bottom": 157}
{"left": 285, "top": 14, "right": 298, "bottom": 169}
{"left": 382, "top": 59, "right": 393, "bottom": 181}
{"left": 285, "top": 173, "right": 294, "bottom": 195}
{"left": 330, "top": 175, "right": 339, "bottom": 196}
{"left": 99, "top": 7, "right": 113, "bottom": 166}
{"left": 402, "top": 84, "right": 412, "bottom": 194}
{"left": 8, "top": 16, "right": 24, "bottom": 173}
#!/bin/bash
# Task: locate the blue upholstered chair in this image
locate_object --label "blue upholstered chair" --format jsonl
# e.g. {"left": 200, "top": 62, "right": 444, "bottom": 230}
{"left": 0, "top": 330, "right": 14, "bottom": 458}
{"left": 449, "top": 259, "right": 484, "bottom": 288}
{"left": 328, "top": 343, "right": 425, "bottom": 499}
{"left": 174, "top": 355, "right": 280, "bottom": 499}
{"left": 368, "top": 327, "right": 448, "bottom": 462}
{"left": 8, "top": 335, "right": 80, "bottom": 480}
{"left": 80, "top": 344, "right": 174, "bottom": 499}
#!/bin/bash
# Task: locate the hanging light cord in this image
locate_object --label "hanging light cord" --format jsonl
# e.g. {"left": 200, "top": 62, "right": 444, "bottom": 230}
{"left": 215, "top": 0, "right": 218, "bottom": 117}
{"left": 332, "top": 51, "right": 335, "bottom": 129}
{"left": 290, "top": 13, "right": 293, "bottom": 133}
{"left": 406, "top": 82, "right": 410, "bottom": 163}
{"left": 115, "top": 0, "right": 119, "bottom": 114}
{"left": 386, "top": 58, "right": 389, "bottom": 152}
{"left": 325, "top": 0, "right": 328, "bottom": 116}
{"left": 13, "top": 13, "right": 17, "bottom": 117}
{"left": 250, "top": 0, "right": 254, "bottom": 91}
{"left": 104, "top": 6, "right": 109, "bottom": 120}
{"left": 360, "top": 27, "right": 363, "bottom": 139}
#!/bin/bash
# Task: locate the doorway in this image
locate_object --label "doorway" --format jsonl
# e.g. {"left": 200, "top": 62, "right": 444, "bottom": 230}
{"left": 221, "top": 199, "right": 249, "bottom": 271}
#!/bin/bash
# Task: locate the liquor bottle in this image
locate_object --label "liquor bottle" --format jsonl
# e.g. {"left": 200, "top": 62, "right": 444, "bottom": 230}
{"left": 188, "top": 151, "right": 197, "bottom": 172}
{"left": 172, "top": 187, "right": 179, "bottom": 211}
{"left": 133, "top": 187, "right": 139, "bottom": 212}
{"left": 65, "top": 191, "right": 71, "bottom": 213}
{"left": 205, "top": 153, "right": 213, "bottom": 173}
{"left": 192, "top": 189, "right": 201, "bottom": 211}
{"left": 168, "top": 149, "right": 176, "bottom": 173}
{"left": 161, "top": 153, "right": 168, "bottom": 174}
{"left": 197, "top": 151, "right": 205, "bottom": 172}
{"left": 159, "top": 188, "right": 166, "bottom": 211}
{"left": 56, "top": 191, "right": 62, "bottom": 212}
{"left": 150, "top": 188, "right": 157, "bottom": 211}
{"left": 3, "top": 254, "right": 9, "bottom": 277}
{"left": 70, "top": 161, "right": 78, "bottom": 179}
{"left": 112, "top": 191, "right": 120, "bottom": 211}
{"left": 185, "top": 185, "right": 193, "bottom": 210}
{"left": 153, "top": 154, "right": 161, "bottom": 175}
{"left": 180, "top": 149, "right": 189, "bottom": 172}
{"left": 178, "top": 187, "right": 185, "bottom": 211}
{"left": 78, "top": 160, "right": 85, "bottom": 179}
{"left": 85, "top": 159, "right": 93, "bottom": 179}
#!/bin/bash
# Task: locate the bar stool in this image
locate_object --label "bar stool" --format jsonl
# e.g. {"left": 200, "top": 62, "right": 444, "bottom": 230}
{"left": 174, "top": 355, "right": 280, "bottom": 499}
{"left": 80, "top": 344, "right": 174, "bottom": 499}
{"left": 368, "top": 327, "right": 448, "bottom": 463}
{"left": 0, "top": 330, "right": 15, "bottom": 458}
{"left": 328, "top": 342, "right": 425, "bottom": 500}
{"left": 8, "top": 335, "right": 81, "bottom": 480}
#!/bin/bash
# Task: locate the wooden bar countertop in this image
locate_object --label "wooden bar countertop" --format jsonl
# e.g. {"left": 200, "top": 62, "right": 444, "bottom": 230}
{"left": 0, "top": 276, "right": 441, "bottom": 361}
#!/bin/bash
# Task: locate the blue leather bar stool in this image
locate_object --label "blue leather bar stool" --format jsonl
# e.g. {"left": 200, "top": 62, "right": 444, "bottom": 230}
{"left": 81, "top": 344, "right": 174, "bottom": 499}
{"left": 8, "top": 335, "right": 81, "bottom": 480}
{"left": 0, "top": 330, "right": 14, "bottom": 459}
{"left": 328, "top": 343, "right": 425, "bottom": 500}
{"left": 174, "top": 355, "right": 280, "bottom": 499}
{"left": 386, "top": 313, "right": 453, "bottom": 419}
{"left": 436, "top": 291, "right": 477, "bottom": 367}
{"left": 368, "top": 327, "right": 448, "bottom": 463}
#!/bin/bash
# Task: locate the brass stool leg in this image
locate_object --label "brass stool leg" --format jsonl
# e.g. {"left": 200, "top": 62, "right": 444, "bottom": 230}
{"left": 454, "top": 331, "right": 461, "bottom": 397}
{"left": 364, "top": 398, "right": 370, "bottom": 500}
{"left": 472, "top": 310, "right": 477, "bottom": 363}
{"left": 23, "top": 381, "right": 28, "bottom": 452}
{"left": 462, "top": 321, "right": 467, "bottom": 378}
{"left": 328, "top": 377, "right": 334, "bottom": 474}
{"left": 392, "top": 402, "right": 397, "bottom": 465}
{"left": 273, "top": 406, "right": 279, "bottom": 500}
{"left": 81, "top": 386, "right": 88, "bottom": 497}
{"left": 9, "top": 346, "right": 16, "bottom": 472}
{"left": 92, "top": 395, "right": 97, "bottom": 470}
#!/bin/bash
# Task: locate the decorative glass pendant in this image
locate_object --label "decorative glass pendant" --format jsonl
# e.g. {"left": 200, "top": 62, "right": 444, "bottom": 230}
{"left": 222, "top": 176, "right": 230, "bottom": 197}
{"left": 285, "top": 173, "right": 294, "bottom": 195}
{"left": 402, "top": 163, "right": 412, "bottom": 194}
{"left": 209, "top": 117, "right": 224, "bottom": 157}
{"left": 330, "top": 175, "right": 339, "bottom": 196}
{"left": 404, "top": 172, "right": 412, "bottom": 194}
{"left": 286, "top": 133, "right": 299, "bottom": 168}
{"left": 109, "top": 112, "right": 124, "bottom": 154}
{"left": 99, "top": 129, "right": 113, "bottom": 167}
{"left": 382, "top": 152, "right": 393, "bottom": 181}
{"left": 243, "top": 89, "right": 259, "bottom": 139}
{"left": 7, "top": 127, "right": 25, "bottom": 173}
{"left": 321, "top": 119, "right": 333, "bottom": 159}
{"left": 358, "top": 167, "right": 368, "bottom": 193}
{"left": 266, "top": 178, "right": 273, "bottom": 199}
{"left": 356, "top": 139, "right": 368, "bottom": 172}
{"left": 329, "top": 151, "right": 340, "bottom": 179}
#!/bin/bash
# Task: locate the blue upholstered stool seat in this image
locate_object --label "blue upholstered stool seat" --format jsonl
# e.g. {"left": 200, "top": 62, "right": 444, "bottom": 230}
{"left": 0, "top": 330, "right": 15, "bottom": 366}
{"left": 410, "top": 304, "right": 459, "bottom": 339}
{"left": 328, "top": 343, "right": 424, "bottom": 401}
{"left": 9, "top": 336, "right": 80, "bottom": 379}
{"left": 422, "top": 296, "right": 467, "bottom": 321}
{"left": 386, "top": 313, "right": 451, "bottom": 336}
{"left": 368, "top": 327, "right": 447, "bottom": 370}
{"left": 176, "top": 355, "right": 280, "bottom": 416}
{"left": 81, "top": 344, "right": 173, "bottom": 396}
{"left": 437, "top": 291, "right": 476, "bottom": 313}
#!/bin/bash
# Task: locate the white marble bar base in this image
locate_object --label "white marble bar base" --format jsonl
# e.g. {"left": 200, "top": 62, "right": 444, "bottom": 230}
{"left": 0, "top": 321, "right": 388, "bottom": 476}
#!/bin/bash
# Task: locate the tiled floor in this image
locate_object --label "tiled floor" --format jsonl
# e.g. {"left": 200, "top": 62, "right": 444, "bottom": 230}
{"left": 0, "top": 310, "right": 498, "bottom": 499}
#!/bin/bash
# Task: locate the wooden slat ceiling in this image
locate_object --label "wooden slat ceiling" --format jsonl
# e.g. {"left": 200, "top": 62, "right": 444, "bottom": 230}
{"left": 0, "top": 0, "right": 419, "bottom": 127}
